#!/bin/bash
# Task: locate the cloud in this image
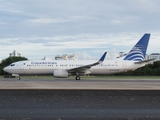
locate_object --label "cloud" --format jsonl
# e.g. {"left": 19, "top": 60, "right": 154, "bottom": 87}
{"left": 111, "top": 19, "right": 123, "bottom": 25}
{"left": 0, "top": 0, "right": 160, "bottom": 59}
{"left": 0, "top": 22, "right": 7, "bottom": 25}
{"left": 0, "top": 32, "right": 157, "bottom": 60}
{"left": 27, "top": 18, "right": 70, "bottom": 24}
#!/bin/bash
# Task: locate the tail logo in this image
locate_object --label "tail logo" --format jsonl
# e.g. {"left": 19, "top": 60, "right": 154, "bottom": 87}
{"left": 124, "top": 46, "right": 145, "bottom": 61}
{"left": 123, "top": 33, "right": 150, "bottom": 62}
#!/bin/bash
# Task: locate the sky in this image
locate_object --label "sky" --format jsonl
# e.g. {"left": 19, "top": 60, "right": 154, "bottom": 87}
{"left": 0, "top": 0, "right": 160, "bottom": 60}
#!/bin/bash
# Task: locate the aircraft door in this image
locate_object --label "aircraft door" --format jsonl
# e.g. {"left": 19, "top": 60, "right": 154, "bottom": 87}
{"left": 20, "top": 63, "right": 25, "bottom": 69}
{"left": 20, "top": 63, "right": 25, "bottom": 74}
{"left": 16, "top": 62, "right": 25, "bottom": 74}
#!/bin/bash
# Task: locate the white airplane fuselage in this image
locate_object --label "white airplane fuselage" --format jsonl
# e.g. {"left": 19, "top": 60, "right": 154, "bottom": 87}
{"left": 4, "top": 59, "right": 145, "bottom": 76}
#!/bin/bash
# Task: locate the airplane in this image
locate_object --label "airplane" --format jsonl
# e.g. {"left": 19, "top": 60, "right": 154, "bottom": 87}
{"left": 3, "top": 33, "right": 152, "bottom": 80}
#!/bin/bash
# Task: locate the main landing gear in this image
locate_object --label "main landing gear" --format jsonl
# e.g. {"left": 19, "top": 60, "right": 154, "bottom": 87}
{"left": 75, "top": 76, "right": 80, "bottom": 80}
{"left": 17, "top": 77, "right": 21, "bottom": 80}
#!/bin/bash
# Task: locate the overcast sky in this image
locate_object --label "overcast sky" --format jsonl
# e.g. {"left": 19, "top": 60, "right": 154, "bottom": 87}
{"left": 0, "top": 0, "right": 160, "bottom": 60}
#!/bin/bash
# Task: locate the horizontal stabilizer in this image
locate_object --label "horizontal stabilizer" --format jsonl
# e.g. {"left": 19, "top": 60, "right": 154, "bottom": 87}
{"left": 134, "top": 59, "right": 155, "bottom": 64}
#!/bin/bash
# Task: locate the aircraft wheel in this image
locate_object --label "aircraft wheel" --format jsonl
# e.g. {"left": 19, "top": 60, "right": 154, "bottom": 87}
{"left": 17, "top": 77, "right": 21, "bottom": 80}
{"left": 75, "top": 76, "right": 80, "bottom": 80}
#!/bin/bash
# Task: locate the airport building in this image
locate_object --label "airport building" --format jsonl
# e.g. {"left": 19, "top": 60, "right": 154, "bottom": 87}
{"left": 147, "top": 53, "right": 160, "bottom": 63}
{"left": 42, "top": 57, "right": 52, "bottom": 60}
{"left": 116, "top": 52, "right": 127, "bottom": 58}
{"left": 55, "top": 54, "right": 78, "bottom": 60}
{"left": 9, "top": 50, "right": 21, "bottom": 57}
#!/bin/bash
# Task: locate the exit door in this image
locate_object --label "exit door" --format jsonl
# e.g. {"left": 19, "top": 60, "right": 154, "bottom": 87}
{"left": 20, "top": 63, "right": 24, "bottom": 69}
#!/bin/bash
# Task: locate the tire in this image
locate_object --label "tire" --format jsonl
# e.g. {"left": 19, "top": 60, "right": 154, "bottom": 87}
{"left": 75, "top": 76, "right": 80, "bottom": 80}
{"left": 17, "top": 77, "right": 21, "bottom": 80}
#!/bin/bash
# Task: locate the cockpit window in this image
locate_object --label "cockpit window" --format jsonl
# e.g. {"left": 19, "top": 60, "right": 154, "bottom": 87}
{"left": 10, "top": 64, "right": 15, "bottom": 66}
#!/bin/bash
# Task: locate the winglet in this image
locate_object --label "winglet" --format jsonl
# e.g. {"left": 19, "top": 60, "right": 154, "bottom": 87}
{"left": 98, "top": 52, "right": 107, "bottom": 63}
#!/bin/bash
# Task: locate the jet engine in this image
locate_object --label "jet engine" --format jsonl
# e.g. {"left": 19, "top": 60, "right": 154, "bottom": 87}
{"left": 53, "top": 69, "right": 69, "bottom": 78}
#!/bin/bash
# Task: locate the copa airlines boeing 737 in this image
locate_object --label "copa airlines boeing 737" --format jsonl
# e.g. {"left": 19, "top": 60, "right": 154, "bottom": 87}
{"left": 4, "top": 33, "right": 152, "bottom": 80}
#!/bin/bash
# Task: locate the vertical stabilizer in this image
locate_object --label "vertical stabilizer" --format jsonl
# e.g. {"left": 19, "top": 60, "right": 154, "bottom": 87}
{"left": 123, "top": 34, "right": 150, "bottom": 61}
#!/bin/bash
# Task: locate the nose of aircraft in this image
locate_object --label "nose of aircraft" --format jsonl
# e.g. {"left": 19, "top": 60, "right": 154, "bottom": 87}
{"left": 3, "top": 66, "right": 8, "bottom": 72}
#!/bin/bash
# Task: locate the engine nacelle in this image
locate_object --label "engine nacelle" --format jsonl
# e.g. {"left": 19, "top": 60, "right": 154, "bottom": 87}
{"left": 53, "top": 69, "right": 69, "bottom": 78}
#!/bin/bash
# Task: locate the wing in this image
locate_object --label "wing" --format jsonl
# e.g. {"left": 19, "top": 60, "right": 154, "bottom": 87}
{"left": 68, "top": 52, "right": 107, "bottom": 74}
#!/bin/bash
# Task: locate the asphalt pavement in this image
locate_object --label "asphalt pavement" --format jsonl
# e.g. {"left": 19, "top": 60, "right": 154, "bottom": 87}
{"left": 1, "top": 78, "right": 160, "bottom": 90}
{"left": 0, "top": 90, "right": 160, "bottom": 120}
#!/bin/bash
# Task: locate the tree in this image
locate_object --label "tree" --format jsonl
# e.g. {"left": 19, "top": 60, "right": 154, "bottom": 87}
{"left": 0, "top": 56, "right": 28, "bottom": 75}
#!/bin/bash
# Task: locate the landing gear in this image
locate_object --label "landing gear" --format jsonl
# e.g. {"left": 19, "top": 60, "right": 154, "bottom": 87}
{"left": 75, "top": 76, "right": 80, "bottom": 80}
{"left": 17, "top": 77, "right": 21, "bottom": 80}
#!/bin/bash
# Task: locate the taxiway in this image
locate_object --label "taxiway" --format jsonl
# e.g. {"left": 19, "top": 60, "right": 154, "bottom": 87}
{"left": 0, "top": 77, "right": 160, "bottom": 90}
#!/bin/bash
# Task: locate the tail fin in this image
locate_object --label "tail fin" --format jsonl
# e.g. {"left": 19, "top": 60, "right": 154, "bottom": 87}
{"left": 123, "top": 33, "right": 150, "bottom": 61}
